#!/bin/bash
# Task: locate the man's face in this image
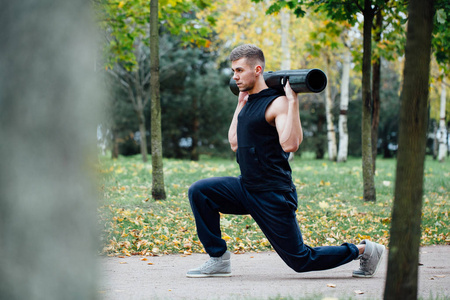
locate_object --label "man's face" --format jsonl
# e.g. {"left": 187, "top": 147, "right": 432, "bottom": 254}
{"left": 231, "top": 58, "right": 257, "bottom": 92}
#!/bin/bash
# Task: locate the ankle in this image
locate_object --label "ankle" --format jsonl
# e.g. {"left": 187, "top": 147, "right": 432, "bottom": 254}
{"left": 357, "top": 245, "right": 365, "bottom": 255}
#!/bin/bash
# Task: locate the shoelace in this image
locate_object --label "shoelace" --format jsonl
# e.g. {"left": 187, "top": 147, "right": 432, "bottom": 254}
{"left": 359, "top": 256, "right": 369, "bottom": 270}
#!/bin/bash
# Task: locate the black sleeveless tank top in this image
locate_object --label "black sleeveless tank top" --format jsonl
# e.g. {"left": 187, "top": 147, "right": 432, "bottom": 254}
{"left": 236, "top": 88, "right": 295, "bottom": 192}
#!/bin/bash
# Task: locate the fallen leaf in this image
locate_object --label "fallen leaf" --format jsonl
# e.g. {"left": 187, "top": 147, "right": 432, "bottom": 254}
{"left": 119, "top": 262, "right": 127, "bottom": 264}
{"left": 319, "top": 201, "right": 330, "bottom": 209}
{"left": 147, "top": 262, "right": 154, "bottom": 265}
{"left": 327, "top": 283, "right": 336, "bottom": 288}
{"left": 354, "top": 290, "right": 364, "bottom": 294}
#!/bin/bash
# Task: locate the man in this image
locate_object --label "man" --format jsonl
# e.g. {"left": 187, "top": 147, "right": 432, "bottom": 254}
{"left": 186, "top": 44, "right": 384, "bottom": 278}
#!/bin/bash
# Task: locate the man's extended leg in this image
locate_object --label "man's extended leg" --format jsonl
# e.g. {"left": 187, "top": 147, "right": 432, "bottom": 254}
{"left": 242, "top": 188, "right": 360, "bottom": 272}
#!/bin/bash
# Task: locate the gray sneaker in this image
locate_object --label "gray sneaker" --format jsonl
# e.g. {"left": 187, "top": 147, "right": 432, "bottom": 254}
{"left": 186, "top": 251, "right": 232, "bottom": 278}
{"left": 353, "top": 240, "right": 385, "bottom": 278}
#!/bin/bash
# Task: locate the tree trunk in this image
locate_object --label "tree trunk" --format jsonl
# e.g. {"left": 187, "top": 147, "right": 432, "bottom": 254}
{"left": 191, "top": 96, "right": 200, "bottom": 161}
{"left": 150, "top": 0, "right": 166, "bottom": 200}
{"left": 432, "top": 122, "right": 438, "bottom": 159}
{"left": 337, "top": 46, "right": 351, "bottom": 163}
{"left": 280, "top": 8, "right": 291, "bottom": 70}
{"left": 384, "top": 0, "right": 434, "bottom": 299}
{"left": 316, "top": 103, "right": 326, "bottom": 159}
{"left": 111, "top": 129, "right": 120, "bottom": 159}
{"left": 136, "top": 95, "right": 148, "bottom": 162}
{"left": 361, "top": 0, "right": 376, "bottom": 202}
{"left": 280, "top": 8, "right": 295, "bottom": 162}
{"left": 325, "top": 55, "right": 337, "bottom": 161}
{"left": 0, "top": 1, "right": 100, "bottom": 298}
{"left": 371, "top": 10, "right": 383, "bottom": 172}
{"left": 438, "top": 76, "right": 448, "bottom": 162}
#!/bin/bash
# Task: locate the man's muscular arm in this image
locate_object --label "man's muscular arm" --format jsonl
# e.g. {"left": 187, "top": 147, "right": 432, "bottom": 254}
{"left": 228, "top": 91, "right": 248, "bottom": 152}
{"left": 266, "top": 81, "right": 303, "bottom": 152}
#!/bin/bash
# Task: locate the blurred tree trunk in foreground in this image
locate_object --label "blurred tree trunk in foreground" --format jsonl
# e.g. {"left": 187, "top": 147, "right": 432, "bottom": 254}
{"left": 384, "top": 0, "right": 434, "bottom": 299}
{"left": 0, "top": 1, "right": 102, "bottom": 299}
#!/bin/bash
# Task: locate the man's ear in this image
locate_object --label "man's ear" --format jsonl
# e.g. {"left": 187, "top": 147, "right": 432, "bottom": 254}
{"left": 255, "top": 65, "right": 263, "bottom": 76}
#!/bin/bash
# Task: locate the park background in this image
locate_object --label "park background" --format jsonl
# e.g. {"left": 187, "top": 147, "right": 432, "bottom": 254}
{"left": 96, "top": 0, "right": 449, "bottom": 255}
{"left": 0, "top": 1, "right": 449, "bottom": 299}
{"left": 97, "top": 0, "right": 449, "bottom": 163}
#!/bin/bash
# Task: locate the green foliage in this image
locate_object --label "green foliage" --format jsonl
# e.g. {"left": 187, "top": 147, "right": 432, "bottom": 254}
{"left": 104, "top": 34, "right": 235, "bottom": 159}
{"left": 96, "top": 0, "right": 216, "bottom": 70}
{"left": 160, "top": 43, "right": 235, "bottom": 159}
{"left": 433, "top": 1, "right": 450, "bottom": 67}
{"left": 98, "top": 155, "right": 449, "bottom": 256}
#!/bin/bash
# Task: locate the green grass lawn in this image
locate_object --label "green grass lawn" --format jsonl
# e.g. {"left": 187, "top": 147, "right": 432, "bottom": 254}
{"left": 97, "top": 153, "right": 449, "bottom": 257}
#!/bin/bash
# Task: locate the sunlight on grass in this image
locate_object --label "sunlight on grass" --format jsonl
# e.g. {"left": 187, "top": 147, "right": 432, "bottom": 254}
{"left": 97, "top": 154, "right": 449, "bottom": 257}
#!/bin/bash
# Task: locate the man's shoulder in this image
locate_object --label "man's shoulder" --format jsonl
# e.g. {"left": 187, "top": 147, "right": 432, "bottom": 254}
{"left": 265, "top": 94, "right": 289, "bottom": 124}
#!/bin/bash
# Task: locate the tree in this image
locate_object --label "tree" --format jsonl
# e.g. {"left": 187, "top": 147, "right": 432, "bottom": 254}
{"left": 0, "top": 0, "right": 101, "bottom": 298}
{"left": 159, "top": 42, "right": 235, "bottom": 160}
{"left": 108, "top": 41, "right": 152, "bottom": 162}
{"left": 371, "top": 1, "right": 408, "bottom": 170}
{"left": 371, "top": 10, "right": 382, "bottom": 171}
{"left": 337, "top": 33, "right": 351, "bottom": 162}
{"left": 150, "top": 0, "right": 166, "bottom": 200}
{"left": 432, "top": 2, "right": 450, "bottom": 162}
{"left": 98, "top": 0, "right": 215, "bottom": 199}
{"left": 306, "top": 19, "right": 346, "bottom": 162}
{"left": 305, "top": 18, "right": 342, "bottom": 162}
{"left": 384, "top": 0, "right": 435, "bottom": 298}
{"left": 437, "top": 75, "right": 448, "bottom": 161}
{"left": 254, "top": 0, "right": 389, "bottom": 201}
{"left": 359, "top": 0, "right": 378, "bottom": 202}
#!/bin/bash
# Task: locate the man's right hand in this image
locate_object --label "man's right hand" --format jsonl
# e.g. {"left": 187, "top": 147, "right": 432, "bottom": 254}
{"left": 238, "top": 91, "right": 249, "bottom": 105}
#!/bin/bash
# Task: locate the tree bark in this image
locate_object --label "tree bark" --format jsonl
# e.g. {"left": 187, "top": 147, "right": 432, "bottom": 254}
{"left": 325, "top": 55, "right": 337, "bottom": 161}
{"left": 136, "top": 96, "right": 148, "bottom": 162}
{"left": 371, "top": 9, "right": 383, "bottom": 172}
{"left": 438, "top": 76, "right": 448, "bottom": 162}
{"left": 384, "top": 0, "right": 435, "bottom": 298}
{"left": 337, "top": 44, "right": 351, "bottom": 163}
{"left": 112, "top": 129, "right": 120, "bottom": 159}
{"left": 280, "top": 8, "right": 295, "bottom": 161}
{"left": 150, "top": 0, "right": 166, "bottom": 200}
{"left": 191, "top": 96, "right": 200, "bottom": 161}
{"left": 280, "top": 8, "right": 291, "bottom": 70}
{"left": 361, "top": 0, "right": 376, "bottom": 201}
{"left": 0, "top": 0, "right": 100, "bottom": 298}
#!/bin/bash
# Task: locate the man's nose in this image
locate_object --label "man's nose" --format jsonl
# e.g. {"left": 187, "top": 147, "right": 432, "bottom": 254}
{"left": 233, "top": 73, "right": 239, "bottom": 80}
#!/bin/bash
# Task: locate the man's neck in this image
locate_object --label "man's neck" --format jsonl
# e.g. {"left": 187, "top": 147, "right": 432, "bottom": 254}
{"left": 248, "top": 78, "right": 268, "bottom": 95}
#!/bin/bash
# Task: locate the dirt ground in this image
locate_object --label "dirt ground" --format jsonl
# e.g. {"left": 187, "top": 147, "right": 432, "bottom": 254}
{"left": 99, "top": 246, "right": 449, "bottom": 300}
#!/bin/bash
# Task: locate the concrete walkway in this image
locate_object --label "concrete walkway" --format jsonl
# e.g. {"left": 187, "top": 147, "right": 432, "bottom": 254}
{"left": 99, "top": 246, "right": 449, "bottom": 300}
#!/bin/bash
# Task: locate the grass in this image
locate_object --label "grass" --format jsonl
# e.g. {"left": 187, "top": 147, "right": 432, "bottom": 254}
{"left": 97, "top": 153, "right": 449, "bottom": 257}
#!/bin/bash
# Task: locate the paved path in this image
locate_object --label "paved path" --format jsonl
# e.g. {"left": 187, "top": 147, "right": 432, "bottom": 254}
{"left": 99, "top": 246, "right": 449, "bottom": 300}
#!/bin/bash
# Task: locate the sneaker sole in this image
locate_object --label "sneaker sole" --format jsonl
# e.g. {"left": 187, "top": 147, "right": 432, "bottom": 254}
{"left": 186, "top": 272, "right": 232, "bottom": 278}
{"left": 352, "top": 245, "right": 385, "bottom": 278}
